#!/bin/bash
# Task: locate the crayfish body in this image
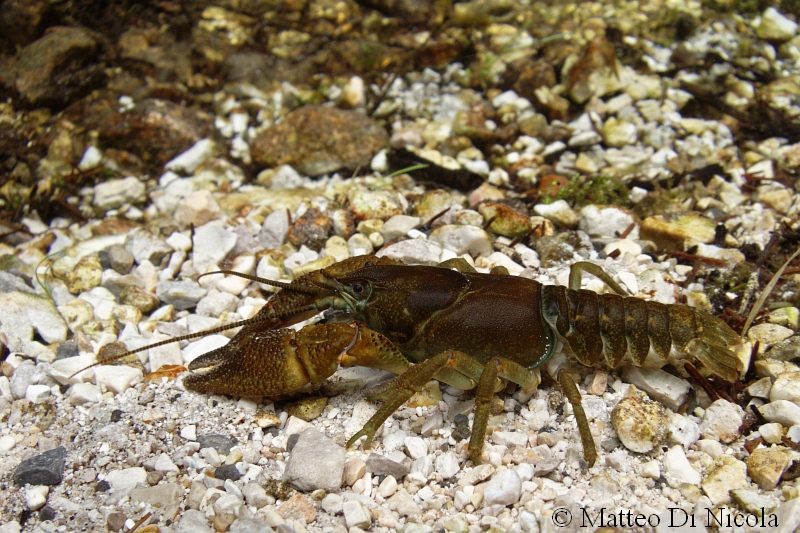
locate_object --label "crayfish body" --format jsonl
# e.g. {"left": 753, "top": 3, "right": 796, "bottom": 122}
{"left": 93, "top": 255, "right": 743, "bottom": 467}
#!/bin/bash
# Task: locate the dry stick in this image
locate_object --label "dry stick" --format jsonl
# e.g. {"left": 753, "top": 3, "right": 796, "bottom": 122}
{"left": 741, "top": 245, "right": 800, "bottom": 337}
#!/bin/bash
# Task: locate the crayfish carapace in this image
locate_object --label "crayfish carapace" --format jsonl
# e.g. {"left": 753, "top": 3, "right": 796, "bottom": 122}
{"left": 80, "top": 255, "right": 743, "bottom": 468}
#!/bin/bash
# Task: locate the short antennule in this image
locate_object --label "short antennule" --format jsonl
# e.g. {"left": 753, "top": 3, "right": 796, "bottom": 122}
{"left": 197, "top": 270, "right": 329, "bottom": 295}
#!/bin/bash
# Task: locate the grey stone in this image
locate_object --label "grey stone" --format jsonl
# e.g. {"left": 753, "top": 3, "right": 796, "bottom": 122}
{"left": 192, "top": 225, "right": 238, "bottom": 272}
{"left": 103, "top": 244, "right": 134, "bottom": 274}
{"left": 0, "top": 291, "right": 68, "bottom": 351}
{"left": 283, "top": 428, "right": 345, "bottom": 491}
{"left": 129, "top": 229, "right": 173, "bottom": 266}
{"left": 0, "top": 271, "right": 33, "bottom": 293}
{"left": 214, "top": 464, "right": 241, "bottom": 481}
{"left": 155, "top": 280, "right": 207, "bottom": 310}
{"left": 130, "top": 483, "right": 182, "bottom": 507}
{"left": 229, "top": 518, "right": 276, "bottom": 533}
{"left": 174, "top": 509, "right": 214, "bottom": 533}
{"left": 198, "top": 434, "right": 236, "bottom": 454}
{"left": 366, "top": 453, "right": 410, "bottom": 479}
{"left": 13, "top": 446, "right": 67, "bottom": 486}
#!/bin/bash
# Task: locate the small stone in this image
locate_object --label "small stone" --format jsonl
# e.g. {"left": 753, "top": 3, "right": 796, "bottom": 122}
{"left": 483, "top": 469, "right": 522, "bottom": 506}
{"left": 731, "top": 489, "right": 778, "bottom": 515}
{"left": 622, "top": 366, "right": 690, "bottom": 411}
{"left": 343, "top": 500, "right": 372, "bottom": 529}
{"left": 378, "top": 475, "right": 398, "bottom": 498}
{"left": 228, "top": 518, "right": 274, "bottom": 533}
{"left": 349, "top": 188, "right": 405, "bottom": 221}
{"left": 578, "top": 205, "right": 639, "bottom": 239}
{"left": 130, "top": 483, "right": 182, "bottom": 507}
{"left": 747, "top": 377, "right": 772, "bottom": 399}
{"left": 641, "top": 460, "right": 661, "bottom": 479}
{"left": 759, "top": 400, "right": 800, "bottom": 426}
{"left": 180, "top": 425, "right": 197, "bottom": 441}
{"left": 25, "top": 485, "right": 48, "bottom": 510}
{"left": 760, "top": 422, "right": 785, "bottom": 444}
{"left": 119, "top": 286, "right": 160, "bottom": 313}
{"left": 435, "top": 452, "right": 460, "bottom": 480}
{"left": 129, "top": 229, "right": 173, "bottom": 266}
{"left": 533, "top": 200, "right": 579, "bottom": 228}
{"left": 344, "top": 458, "right": 366, "bottom": 486}
{"left": 404, "top": 436, "right": 428, "bottom": 460}
{"left": 197, "top": 434, "right": 235, "bottom": 454}
{"left": 24, "top": 384, "right": 51, "bottom": 404}
{"left": 94, "top": 366, "right": 142, "bottom": 394}
{"left": 770, "top": 371, "right": 800, "bottom": 403}
{"left": 611, "top": 396, "right": 669, "bottom": 453}
{"left": 286, "top": 397, "right": 328, "bottom": 421}
{"left": 288, "top": 208, "right": 333, "bottom": 252}
{"left": 192, "top": 225, "right": 238, "bottom": 272}
{"left": 164, "top": 139, "right": 218, "bottom": 174}
{"left": 283, "top": 428, "right": 345, "bottom": 491}
{"left": 174, "top": 509, "right": 213, "bottom": 533}
{"left": 242, "top": 482, "right": 270, "bottom": 509}
{"left": 640, "top": 214, "right": 716, "bottom": 250}
{"left": 601, "top": 118, "right": 638, "bottom": 147}
{"left": 663, "top": 445, "right": 701, "bottom": 485}
{"left": 13, "top": 447, "right": 67, "bottom": 486}
{"left": 379, "top": 215, "right": 421, "bottom": 241}
{"left": 478, "top": 202, "right": 532, "bottom": 238}
{"left": 106, "top": 511, "right": 126, "bottom": 532}
{"left": 747, "top": 447, "right": 791, "bottom": 490}
{"left": 321, "top": 493, "right": 343, "bottom": 514}
{"left": 0, "top": 435, "right": 17, "bottom": 453}
{"left": 698, "top": 399, "right": 743, "bottom": 443}
{"left": 668, "top": 414, "right": 701, "bottom": 449}
{"left": 429, "top": 224, "right": 492, "bottom": 256}
{"left": 277, "top": 493, "right": 316, "bottom": 523}
{"left": 259, "top": 210, "right": 290, "bottom": 249}
{"left": 0, "top": 292, "right": 68, "bottom": 352}
{"left": 214, "top": 464, "right": 241, "bottom": 481}
{"left": 155, "top": 280, "right": 207, "bottom": 310}
{"left": 104, "top": 244, "right": 134, "bottom": 274}
{"left": 153, "top": 453, "right": 179, "bottom": 473}
{"left": 105, "top": 466, "right": 147, "bottom": 492}
{"left": 377, "top": 238, "right": 443, "bottom": 265}
{"left": 176, "top": 190, "right": 220, "bottom": 228}
{"left": 756, "top": 7, "right": 798, "bottom": 41}
{"left": 747, "top": 323, "right": 795, "bottom": 346}
{"left": 93, "top": 177, "right": 146, "bottom": 211}
{"left": 366, "top": 453, "right": 409, "bottom": 479}
{"left": 702, "top": 455, "right": 747, "bottom": 504}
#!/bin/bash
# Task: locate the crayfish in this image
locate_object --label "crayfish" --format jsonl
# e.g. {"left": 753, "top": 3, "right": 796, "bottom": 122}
{"left": 84, "top": 255, "right": 743, "bottom": 468}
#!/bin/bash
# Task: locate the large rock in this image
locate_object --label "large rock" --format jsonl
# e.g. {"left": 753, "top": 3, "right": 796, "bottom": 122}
{"left": 251, "top": 106, "right": 389, "bottom": 176}
{"left": 9, "top": 26, "right": 104, "bottom": 108}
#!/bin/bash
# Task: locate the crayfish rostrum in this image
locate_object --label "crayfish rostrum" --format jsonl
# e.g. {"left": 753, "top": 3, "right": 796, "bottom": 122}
{"left": 87, "top": 255, "right": 743, "bottom": 467}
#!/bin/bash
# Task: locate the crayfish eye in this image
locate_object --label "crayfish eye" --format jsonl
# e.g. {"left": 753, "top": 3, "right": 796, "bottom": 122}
{"left": 348, "top": 281, "right": 371, "bottom": 300}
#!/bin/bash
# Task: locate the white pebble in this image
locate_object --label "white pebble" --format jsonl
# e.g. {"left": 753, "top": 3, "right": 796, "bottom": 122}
{"left": 483, "top": 469, "right": 522, "bottom": 506}
{"left": 26, "top": 486, "right": 48, "bottom": 511}
{"left": 0, "top": 435, "right": 16, "bottom": 453}
{"left": 180, "top": 425, "right": 197, "bottom": 441}
{"left": 94, "top": 366, "right": 143, "bottom": 394}
{"left": 663, "top": 445, "right": 701, "bottom": 485}
{"left": 435, "top": 452, "right": 460, "bottom": 480}
{"left": 25, "top": 384, "right": 51, "bottom": 404}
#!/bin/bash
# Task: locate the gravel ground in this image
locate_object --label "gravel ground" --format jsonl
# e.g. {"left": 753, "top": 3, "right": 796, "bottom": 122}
{"left": 3, "top": 2, "right": 800, "bottom": 533}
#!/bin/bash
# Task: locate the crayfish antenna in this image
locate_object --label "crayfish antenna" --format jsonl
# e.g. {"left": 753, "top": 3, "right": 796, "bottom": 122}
{"left": 197, "top": 270, "right": 332, "bottom": 295}
{"left": 66, "top": 314, "right": 274, "bottom": 379}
